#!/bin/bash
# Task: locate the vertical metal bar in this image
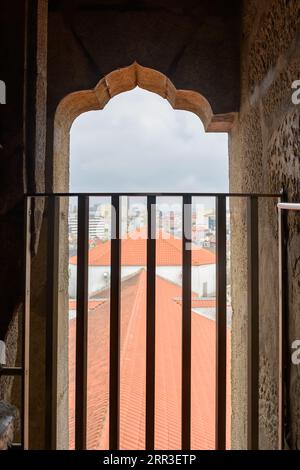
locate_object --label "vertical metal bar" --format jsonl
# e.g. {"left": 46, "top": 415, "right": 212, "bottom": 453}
{"left": 22, "top": 196, "right": 31, "bottom": 450}
{"left": 278, "top": 194, "right": 286, "bottom": 450}
{"left": 109, "top": 195, "right": 121, "bottom": 450}
{"left": 247, "top": 196, "right": 259, "bottom": 450}
{"left": 46, "top": 196, "right": 60, "bottom": 449}
{"left": 75, "top": 195, "right": 89, "bottom": 450}
{"left": 215, "top": 196, "right": 227, "bottom": 450}
{"left": 182, "top": 195, "right": 192, "bottom": 450}
{"left": 146, "top": 196, "right": 156, "bottom": 450}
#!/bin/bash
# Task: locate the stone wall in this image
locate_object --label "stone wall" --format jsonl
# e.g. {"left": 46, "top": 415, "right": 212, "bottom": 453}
{"left": 0, "top": 1, "right": 27, "bottom": 343}
{"left": 0, "top": 0, "right": 30, "bottom": 443}
{"left": 0, "top": 0, "right": 49, "bottom": 449}
{"left": 230, "top": 0, "right": 300, "bottom": 449}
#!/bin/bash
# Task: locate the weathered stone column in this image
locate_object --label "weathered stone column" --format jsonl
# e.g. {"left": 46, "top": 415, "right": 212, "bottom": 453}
{"left": 230, "top": 0, "right": 300, "bottom": 449}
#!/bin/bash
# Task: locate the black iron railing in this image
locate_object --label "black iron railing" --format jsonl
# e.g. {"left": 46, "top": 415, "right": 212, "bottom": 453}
{"left": 1, "top": 191, "right": 285, "bottom": 450}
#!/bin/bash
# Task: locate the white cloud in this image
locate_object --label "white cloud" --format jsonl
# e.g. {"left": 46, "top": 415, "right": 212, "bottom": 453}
{"left": 70, "top": 87, "right": 228, "bottom": 194}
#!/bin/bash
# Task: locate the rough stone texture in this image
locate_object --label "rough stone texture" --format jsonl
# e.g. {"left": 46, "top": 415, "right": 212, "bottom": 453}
{"left": 0, "top": 1, "right": 29, "bottom": 445}
{"left": 0, "top": 310, "right": 21, "bottom": 401}
{"left": 230, "top": 0, "right": 300, "bottom": 449}
{"left": 0, "top": 0, "right": 51, "bottom": 449}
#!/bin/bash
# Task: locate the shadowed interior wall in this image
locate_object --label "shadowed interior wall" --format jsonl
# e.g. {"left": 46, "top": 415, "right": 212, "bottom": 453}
{"left": 0, "top": 0, "right": 49, "bottom": 448}
{"left": 0, "top": 2, "right": 27, "bottom": 347}
{"left": 230, "top": 0, "right": 300, "bottom": 449}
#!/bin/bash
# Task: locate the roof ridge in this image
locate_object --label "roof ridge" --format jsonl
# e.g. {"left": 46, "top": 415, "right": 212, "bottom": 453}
{"left": 155, "top": 272, "right": 201, "bottom": 298}
{"left": 90, "top": 268, "right": 145, "bottom": 298}
{"left": 120, "top": 269, "right": 146, "bottom": 367}
{"left": 96, "top": 268, "right": 146, "bottom": 449}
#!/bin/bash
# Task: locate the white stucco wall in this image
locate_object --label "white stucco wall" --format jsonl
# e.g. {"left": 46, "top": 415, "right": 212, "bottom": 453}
{"left": 69, "top": 263, "right": 216, "bottom": 298}
{"left": 192, "top": 264, "right": 216, "bottom": 297}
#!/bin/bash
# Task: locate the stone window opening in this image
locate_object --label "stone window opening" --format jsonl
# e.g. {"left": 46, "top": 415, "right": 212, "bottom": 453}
{"left": 50, "top": 62, "right": 234, "bottom": 449}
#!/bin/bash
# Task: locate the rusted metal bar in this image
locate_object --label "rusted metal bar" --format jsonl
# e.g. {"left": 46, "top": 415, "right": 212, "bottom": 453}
{"left": 0, "top": 367, "right": 23, "bottom": 377}
{"left": 247, "top": 196, "right": 259, "bottom": 450}
{"left": 27, "top": 192, "right": 282, "bottom": 198}
{"left": 75, "top": 195, "right": 89, "bottom": 450}
{"left": 45, "top": 196, "right": 60, "bottom": 450}
{"left": 109, "top": 195, "right": 121, "bottom": 450}
{"left": 215, "top": 195, "right": 227, "bottom": 450}
{"left": 278, "top": 194, "right": 288, "bottom": 450}
{"left": 22, "top": 196, "right": 31, "bottom": 450}
{"left": 277, "top": 202, "right": 300, "bottom": 211}
{"left": 146, "top": 196, "right": 156, "bottom": 450}
{"left": 182, "top": 195, "right": 192, "bottom": 450}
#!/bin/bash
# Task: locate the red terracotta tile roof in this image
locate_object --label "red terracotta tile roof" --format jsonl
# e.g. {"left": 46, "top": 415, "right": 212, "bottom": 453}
{"left": 173, "top": 297, "right": 216, "bottom": 308}
{"left": 69, "top": 230, "right": 215, "bottom": 267}
{"left": 174, "top": 298, "right": 231, "bottom": 309}
{"left": 191, "top": 299, "right": 216, "bottom": 308}
{"left": 68, "top": 269, "right": 230, "bottom": 450}
{"left": 69, "top": 299, "right": 107, "bottom": 311}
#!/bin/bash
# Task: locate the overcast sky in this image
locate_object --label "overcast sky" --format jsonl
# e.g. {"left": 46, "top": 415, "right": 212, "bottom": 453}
{"left": 70, "top": 87, "right": 228, "bottom": 195}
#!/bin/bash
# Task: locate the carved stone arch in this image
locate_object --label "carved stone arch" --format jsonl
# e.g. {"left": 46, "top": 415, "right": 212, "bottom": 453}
{"left": 53, "top": 62, "right": 235, "bottom": 191}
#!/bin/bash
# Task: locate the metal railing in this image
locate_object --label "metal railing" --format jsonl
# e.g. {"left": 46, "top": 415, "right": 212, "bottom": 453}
{"left": 277, "top": 201, "right": 299, "bottom": 450}
{"left": 2, "top": 191, "right": 284, "bottom": 450}
{"left": 278, "top": 203, "right": 300, "bottom": 211}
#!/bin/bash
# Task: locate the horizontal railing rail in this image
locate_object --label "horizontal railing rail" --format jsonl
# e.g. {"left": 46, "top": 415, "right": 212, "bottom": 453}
{"left": 25, "top": 192, "right": 281, "bottom": 198}
{"left": 19, "top": 192, "right": 283, "bottom": 450}
{"left": 278, "top": 202, "right": 300, "bottom": 211}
